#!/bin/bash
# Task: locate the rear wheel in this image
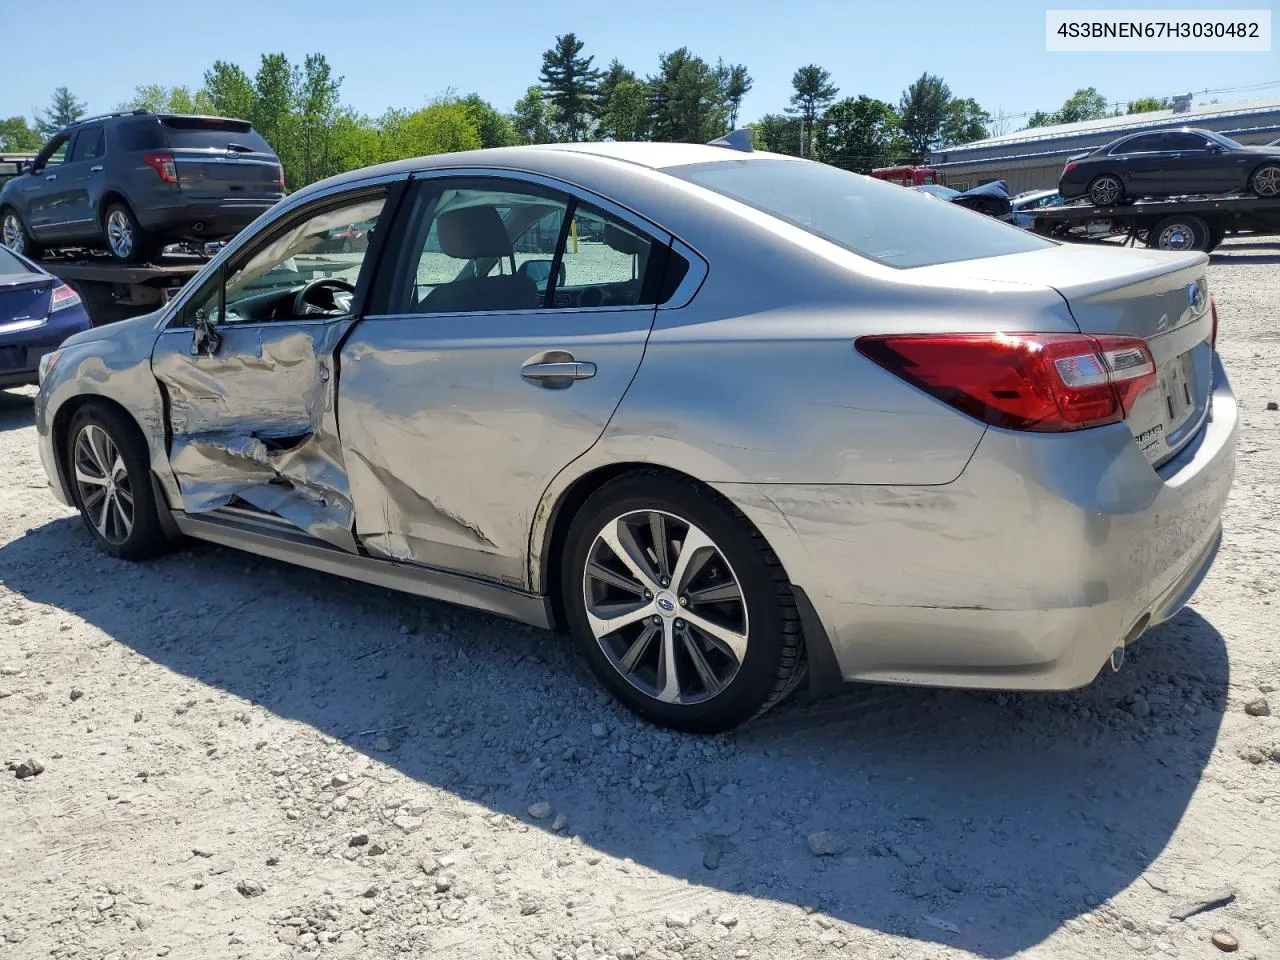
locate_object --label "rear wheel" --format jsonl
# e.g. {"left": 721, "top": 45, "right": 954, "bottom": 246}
{"left": 1148, "top": 214, "right": 1210, "bottom": 252}
{"left": 103, "top": 202, "right": 154, "bottom": 264}
{"left": 561, "top": 473, "right": 805, "bottom": 733}
{"left": 1, "top": 207, "right": 43, "bottom": 259}
{"left": 66, "top": 404, "right": 168, "bottom": 560}
{"left": 1088, "top": 174, "right": 1125, "bottom": 206}
{"left": 1248, "top": 163, "right": 1280, "bottom": 199}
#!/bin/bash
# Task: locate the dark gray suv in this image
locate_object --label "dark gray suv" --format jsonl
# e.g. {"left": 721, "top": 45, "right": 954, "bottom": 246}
{"left": 0, "top": 110, "right": 284, "bottom": 263}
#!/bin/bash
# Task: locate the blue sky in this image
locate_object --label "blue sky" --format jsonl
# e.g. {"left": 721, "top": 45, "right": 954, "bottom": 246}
{"left": 2, "top": 0, "right": 1276, "bottom": 128}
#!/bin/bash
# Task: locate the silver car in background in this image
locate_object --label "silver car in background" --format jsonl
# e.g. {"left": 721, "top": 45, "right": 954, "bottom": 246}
{"left": 34, "top": 138, "right": 1237, "bottom": 732}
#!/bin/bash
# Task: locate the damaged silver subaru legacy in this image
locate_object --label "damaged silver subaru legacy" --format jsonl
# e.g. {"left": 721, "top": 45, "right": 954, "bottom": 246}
{"left": 35, "top": 137, "right": 1237, "bottom": 732}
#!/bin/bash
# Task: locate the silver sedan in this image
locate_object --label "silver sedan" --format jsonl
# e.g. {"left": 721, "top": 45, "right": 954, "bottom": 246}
{"left": 34, "top": 136, "right": 1237, "bottom": 732}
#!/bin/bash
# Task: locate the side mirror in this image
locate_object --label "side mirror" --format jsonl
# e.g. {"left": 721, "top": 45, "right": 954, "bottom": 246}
{"left": 190, "top": 309, "right": 222, "bottom": 357}
{"left": 1206, "top": 143, "right": 1223, "bottom": 153}
{"left": 517, "top": 258, "right": 565, "bottom": 290}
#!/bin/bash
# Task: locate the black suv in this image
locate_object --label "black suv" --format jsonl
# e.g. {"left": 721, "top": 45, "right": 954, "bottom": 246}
{"left": 0, "top": 110, "right": 284, "bottom": 263}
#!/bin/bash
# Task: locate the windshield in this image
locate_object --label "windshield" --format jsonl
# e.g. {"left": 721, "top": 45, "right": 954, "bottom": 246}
{"left": 664, "top": 158, "right": 1053, "bottom": 269}
{"left": 1208, "top": 131, "right": 1246, "bottom": 150}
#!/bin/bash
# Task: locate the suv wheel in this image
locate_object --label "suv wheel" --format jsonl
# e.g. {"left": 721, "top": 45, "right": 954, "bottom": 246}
{"left": 1, "top": 207, "right": 43, "bottom": 259}
{"left": 103, "top": 202, "right": 154, "bottom": 264}
{"left": 561, "top": 473, "right": 806, "bottom": 733}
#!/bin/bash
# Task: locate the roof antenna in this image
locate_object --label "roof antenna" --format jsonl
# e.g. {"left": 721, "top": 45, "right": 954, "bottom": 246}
{"left": 708, "top": 127, "right": 754, "bottom": 153}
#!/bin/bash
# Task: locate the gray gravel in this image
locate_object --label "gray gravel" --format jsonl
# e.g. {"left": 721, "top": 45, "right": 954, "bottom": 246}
{"left": 1, "top": 238, "right": 1278, "bottom": 959}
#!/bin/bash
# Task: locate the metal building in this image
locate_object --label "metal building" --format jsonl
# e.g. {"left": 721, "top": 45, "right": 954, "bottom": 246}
{"left": 929, "top": 94, "right": 1280, "bottom": 194}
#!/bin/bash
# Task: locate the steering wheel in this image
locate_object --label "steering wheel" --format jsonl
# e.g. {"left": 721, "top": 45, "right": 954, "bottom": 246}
{"left": 292, "top": 277, "right": 357, "bottom": 318}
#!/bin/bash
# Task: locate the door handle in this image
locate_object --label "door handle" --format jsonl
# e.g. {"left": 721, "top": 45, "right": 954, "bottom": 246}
{"left": 44, "top": 174, "right": 56, "bottom": 181}
{"left": 90, "top": 165, "right": 103, "bottom": 173}
{"left": 520, "top": 359, "right": 596, "bottom": 388}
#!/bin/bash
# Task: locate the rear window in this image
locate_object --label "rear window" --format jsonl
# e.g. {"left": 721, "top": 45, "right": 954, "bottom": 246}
{"left": 116, "top": 119, "right": 166, "bottom": 152}
{"left": 664, "top": 158, "right": 1052, "bottom": 269}
{"left": 0, "top": 247, "right": 35, "bottom": 275}
{"left": 161, "top": 117, "right": 273, "bottom": 154}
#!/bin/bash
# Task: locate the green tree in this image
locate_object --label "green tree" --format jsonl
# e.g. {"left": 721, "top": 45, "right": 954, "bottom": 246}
{"left": 598, "top": 61, "right": 649, "bottom": 141}
{"left": 648, "top": 48, "right": 723, "bottom": 143}
{"left": 252, "top": 53, "right": 299, "bottom": 184}
{"left": 1054, "top": 87, "right": 1109, "bottom": 124}
{"left": 941, "top": 97, "right": 989, "bottom": 146}
{"left": 752, "top": 113, "right": 802, "bottom": 155}
{"left": 457, "top": 93, "right": 520, "bottom": 148}
{"left": 35, "top": 87, "right": 87, "bottom": 137}
{"left": 0, "top": 116, "right": 43, "bottom": 151}
{"left": 898, "top": 72, "right": 952, "bottom": 161}
{"left": 1026, "top": 109, "right": 1056, "bottom": 128}
{"left": 379, "top": 101, "right": 481, "bottom": 160}
{"left": 788, "top": 64, "right": 838, "bottom": 157}
{"left": 1127, "top": 96, "right": 1168, "bottom": 114}
{"left": 294, "top": 53, "right": 343, "bottom": 184}
{"left": 717, "top": 62, "right": 753, "bottom": 129}
{"left": 814, "top": 96, "right": 901, "bottom": 172}
{"left": 511, "top": 85, "right": 557, "bottom": 144}
{"left": 539, "top": 33, "right": 601, "bottom": 142}
{"left": 203, "top": 61, "right": 259, "bottom": 120}
{"left": 120, "top": 84, "right": 215, "bottom": 114}
{"left": 329, "top": 110, "right": 382, "bottom": 172}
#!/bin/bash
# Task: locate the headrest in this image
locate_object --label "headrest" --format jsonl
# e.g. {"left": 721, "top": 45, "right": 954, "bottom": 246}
{"left": 436, "top": 206, "right": 512, "bottom": 259}
{"left": 603, "top": 223, "right": 648, "bottom": 256}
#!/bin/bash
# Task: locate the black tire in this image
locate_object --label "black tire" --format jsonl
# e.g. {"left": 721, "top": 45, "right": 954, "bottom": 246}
{"left": 65, "top": 403, "right": 169, "bottom": 560}
{"left": 1088, "top": 174, "right": 1125, "bottom": 206}
{"left": 1247, "top": 163, "right": 1280, "bottom": 199}
{"left": 1, "top": 206, "right": 44, "bottom": 259}
{"left": 1206, "top": 222, "right": 1227, "bottom": 253}
{"left": 561, "top": 472, "right": 805, "bottom": 733}
{"left": 102, "top": 201, "right": 155, "bottom": 264}
{"left": 1148, "top": 214, "right": 1210, "bottom": 252}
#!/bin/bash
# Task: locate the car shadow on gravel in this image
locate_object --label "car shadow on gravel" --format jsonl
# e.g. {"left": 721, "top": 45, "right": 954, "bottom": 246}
{"left": 0, "top": 520, "right": 1229, "bottom": 959}
{"left": 0, "top": 390, "right": 35, "bottom": 433}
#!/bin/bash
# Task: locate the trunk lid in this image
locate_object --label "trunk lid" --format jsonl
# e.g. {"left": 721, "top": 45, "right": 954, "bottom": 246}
{"left": 161, "top": 117, "right": 283, "bottom": 201}
{"left": 921, "top": 244, "right": 1214, "bottom": 466}
{"left": 0, "top": 253, "right": 52, "bottom": 335}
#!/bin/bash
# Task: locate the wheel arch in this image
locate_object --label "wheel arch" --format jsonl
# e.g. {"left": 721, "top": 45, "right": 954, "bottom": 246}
{"left": 52, "top": 394, "right": 148, "bottom": 503}
{"left": 96, "top": 190, "right": 131, "bottom": 228}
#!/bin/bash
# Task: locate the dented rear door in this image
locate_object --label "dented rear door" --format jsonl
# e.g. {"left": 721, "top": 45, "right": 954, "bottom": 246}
{"left": 149, "top": 185, "right": 396, "bottom": 551}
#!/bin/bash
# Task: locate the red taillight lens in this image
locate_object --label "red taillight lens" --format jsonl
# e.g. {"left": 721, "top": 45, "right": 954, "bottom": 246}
{"left": 274, "top": 163, "right": 285, "bottom": 188}
{"left": 143, "top": 152, "right": 178, "bottom": 184}
{"left": 855, "top": 332, "right": 1157, "bottom": 432}
{"left": 1063, "top": 161, "right": 1079, "bottom": 175}
{"left": 49, "top": 283, "right": 81, "bottom": 312}
{"left": 1209, "top": 296, "right": 1219, "bottom": 352}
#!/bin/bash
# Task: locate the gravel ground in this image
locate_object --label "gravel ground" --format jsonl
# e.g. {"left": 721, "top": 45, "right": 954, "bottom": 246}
{"left": 1, "top": 237, "right": 1278, "bottom": 960}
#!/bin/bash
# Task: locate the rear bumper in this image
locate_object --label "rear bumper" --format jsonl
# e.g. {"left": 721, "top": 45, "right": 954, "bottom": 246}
{"left": 0, "top": 306, "right": 93, "bottom": 387}
{"left": 135, "top": 198, "right": 280, "bottom": 239}
{"left": 719, "top": 354, "right": 1238, "bottom": 691}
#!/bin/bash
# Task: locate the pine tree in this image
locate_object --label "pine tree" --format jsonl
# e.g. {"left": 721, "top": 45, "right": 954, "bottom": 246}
{"left": 35, "top": 87, "right": 87, "bottom": 137}
{"left": 788, "top": 66, "right": 837, "bottom": 157}
{"left": 538, "top": 33, "right": 601, "bottom": 142}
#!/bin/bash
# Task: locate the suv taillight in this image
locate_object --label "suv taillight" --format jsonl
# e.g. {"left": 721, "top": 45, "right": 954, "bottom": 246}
{"left": 274, "top": 162, "right": 285, "bottom": 188}
{"left": 855, "top": 332, "right": 1157, "bottom": 432}
{"left": 143, "top": 152, "right": 178, "bottom": 184}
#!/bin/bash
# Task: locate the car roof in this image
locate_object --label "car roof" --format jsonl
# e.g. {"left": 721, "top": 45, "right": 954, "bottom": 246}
{"left": 294, "top": 141, "right": 788, "bottom": 198}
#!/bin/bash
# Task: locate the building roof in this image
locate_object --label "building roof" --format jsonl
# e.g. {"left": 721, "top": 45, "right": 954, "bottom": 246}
{"left": 936, "top": 93, "right": 1280, "bottom": 160}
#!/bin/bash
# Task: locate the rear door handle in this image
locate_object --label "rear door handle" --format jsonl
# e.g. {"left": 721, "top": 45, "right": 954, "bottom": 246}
{"left": 44, "top": 174, "right": 56, "bottom": 181}
{"left": 520, "top": 360, "right": 597, "bottom": 387}
{"left": 90, "top": 165, "right": 103, "bottom": 173}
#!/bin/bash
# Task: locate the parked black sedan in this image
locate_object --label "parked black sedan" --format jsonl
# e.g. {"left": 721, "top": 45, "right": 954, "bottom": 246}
{"left": 1059, "top": 127, "right": 1280, "bottom": 205}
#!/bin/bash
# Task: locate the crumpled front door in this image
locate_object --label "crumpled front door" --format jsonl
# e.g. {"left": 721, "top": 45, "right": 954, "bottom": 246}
{"left": 151, "top": 318, "right": 358, "bottom": 552}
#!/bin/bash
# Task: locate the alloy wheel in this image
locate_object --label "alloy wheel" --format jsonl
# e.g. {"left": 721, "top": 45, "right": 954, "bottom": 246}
{"left": 1253, "top": 165, "right": 1280, "bottom": 198}
{"left": 73, "top": 424, "right": 134, "bottom": 545}
{"left": 106, "top": 209, "right": 134, "bottom": 259}
{"left": 582, "top": 510, "right": 749, "bottom": 705}
{"left": 1, "top": 213, "right": 24, "bottom": 254}
{"left": 1091, "top": 176, "right": 1122, "bottom": 205}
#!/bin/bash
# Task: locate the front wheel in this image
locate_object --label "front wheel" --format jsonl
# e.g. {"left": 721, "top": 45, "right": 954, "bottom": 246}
{"left": 1248, "top": 163, "right": 1280, "bottom": 199}
{"left": 66, "top": 404, "right": 169, "bottom": 560}
{"left": 561, "top": 473, "right": 805, "bottom": 733}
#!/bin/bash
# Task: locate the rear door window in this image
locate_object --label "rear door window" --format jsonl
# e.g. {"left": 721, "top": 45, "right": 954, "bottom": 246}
{"left": 1115, "top": 134, "right": 1165, "bottom": 154}
{"left": 664, "top": 158, "right": 1052, "bottom": 269}
{"left": 68, "top": 126, "right": 105, "bottom": 163}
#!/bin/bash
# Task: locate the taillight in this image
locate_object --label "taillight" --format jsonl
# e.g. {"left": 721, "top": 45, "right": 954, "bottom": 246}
{"left": 49, "top": 283, "right": 81, "bottom": 312}
{"left": 1209, "top": 296, "right": 1219, "bottom": 352}
{"left": 143, "top": 152, "right": 178, "bottom": 184}
{"left": 855, "top": 332, "right": 1157, "bottom": 432}
{"left": 274, "top": 163, "right": 285, "bottom": 188}
{"left": 1063, "top": 161, "right": 1079, "bottom": 175}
